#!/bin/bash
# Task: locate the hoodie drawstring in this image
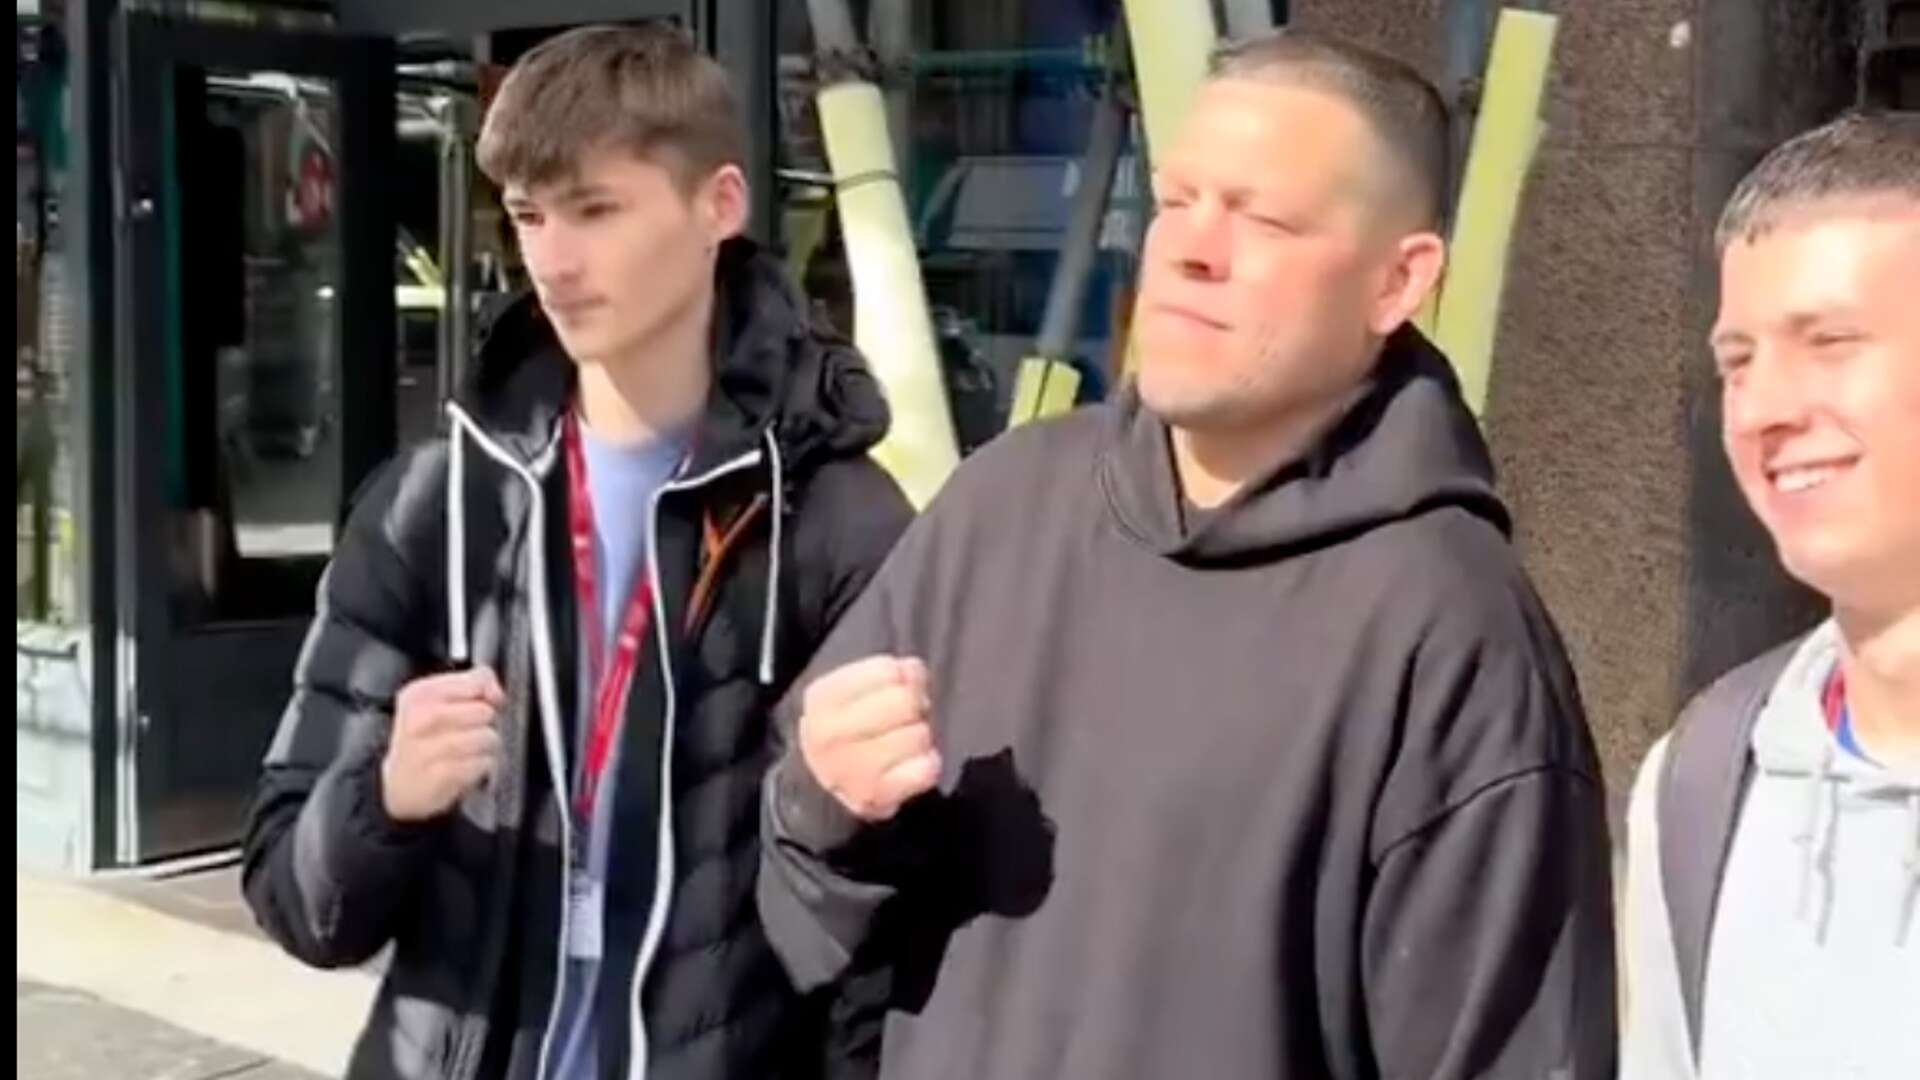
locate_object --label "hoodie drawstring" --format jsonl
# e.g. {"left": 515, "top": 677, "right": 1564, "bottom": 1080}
{"left": 446, "top": 407, "right": 470, "bottom": 665}
{"left": 758, "top": 428, "right": 784, "bottom": 686}
{"left": 1786, "top": 736, "right": 1920, "bottom": 947}
{"left": 1900, "top": 791, "right": 1920, "bottom": 947}
{"left": 1794, "top": 744, "right": 1839, "bottom": 940}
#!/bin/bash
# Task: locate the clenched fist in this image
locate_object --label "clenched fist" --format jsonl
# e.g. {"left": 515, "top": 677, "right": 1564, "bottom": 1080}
{"left": 798, "top": 656, "right": 942, "bottom": 822}
{"left": 381, "top": 666, "right": 506, "bottom": 822}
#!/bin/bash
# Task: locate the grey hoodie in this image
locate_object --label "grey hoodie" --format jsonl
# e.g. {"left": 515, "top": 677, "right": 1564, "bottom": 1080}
{"left": 1622, "top": 620, "right": 1920, "bottom": 1079}
{"left": 759, "top": 328, "right": 1618, "bottom": 1079}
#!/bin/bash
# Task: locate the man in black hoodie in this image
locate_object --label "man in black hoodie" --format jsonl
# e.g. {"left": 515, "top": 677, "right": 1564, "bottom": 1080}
{"left": 760, "top": 30, "right": 1617, "bottom": 1079}
{"left": 241, "top": 24, "right": 912, "bottom": 1080}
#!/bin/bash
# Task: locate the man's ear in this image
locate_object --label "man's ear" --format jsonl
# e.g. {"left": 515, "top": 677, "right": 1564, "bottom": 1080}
{"left": 1369, "top": 230, "right": 1446, "bottom": 336}
{"left": 698, "top": 163, "right": 750, "bottom": 244}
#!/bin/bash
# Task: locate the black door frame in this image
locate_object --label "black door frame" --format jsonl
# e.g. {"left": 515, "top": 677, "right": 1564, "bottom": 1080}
{"left": 109, "top": 11, "right": 396, "bottom": 863}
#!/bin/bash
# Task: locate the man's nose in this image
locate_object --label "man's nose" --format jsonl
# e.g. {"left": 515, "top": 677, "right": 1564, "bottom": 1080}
{"left": 522, "top": 224, "right": 585, "bottom": 289}
{"left": 1725, "top": 348, "right": 1811, "bottom": 439}
{"left": 1165, "top": 198, "right": 1230, "bottom": 280}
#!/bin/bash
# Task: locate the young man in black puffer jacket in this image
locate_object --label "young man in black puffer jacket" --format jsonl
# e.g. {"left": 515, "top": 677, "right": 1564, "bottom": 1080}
{"left": 242, "top": 24, "right": 911, "bottom": 1080}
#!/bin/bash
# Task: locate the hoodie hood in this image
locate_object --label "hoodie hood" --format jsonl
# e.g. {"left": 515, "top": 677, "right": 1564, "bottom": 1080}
{"left": 1750, "top": 620, "right": 1918, "bottom": 790}
{"left": 455, "top": 236, "right": 891, "bottom": 477}
{"left": 1101, "top": 325, "right": 1508, "bottom": 565}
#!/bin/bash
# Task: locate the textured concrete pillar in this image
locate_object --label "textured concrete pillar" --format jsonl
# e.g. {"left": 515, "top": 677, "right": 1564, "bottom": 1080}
{"left": 1288, "top": 0, "right": 1851, "bottom": 804}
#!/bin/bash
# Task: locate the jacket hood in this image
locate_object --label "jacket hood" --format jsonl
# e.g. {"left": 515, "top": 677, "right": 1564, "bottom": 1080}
{"left": 455, "top": 236, "right": 891, "bottom": 477}
{"left": 1101, "top": 325, "right": 1509, "bottom": 565}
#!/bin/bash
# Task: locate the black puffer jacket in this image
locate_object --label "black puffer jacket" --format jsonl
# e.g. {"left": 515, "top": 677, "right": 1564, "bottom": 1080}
{"left": 242, "top": 238, "right": 913, "bottom": 1080}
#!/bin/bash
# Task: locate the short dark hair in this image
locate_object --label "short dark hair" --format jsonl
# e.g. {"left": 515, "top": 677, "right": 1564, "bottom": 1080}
{"left": 477, "top": 23, "right": 746, "bottom": 192}
{"left": 1715, "top": 111, "right": 1920, "bottom": 252}
{"left": 1209, "top": 29, "right": 1451, "bottom": 231}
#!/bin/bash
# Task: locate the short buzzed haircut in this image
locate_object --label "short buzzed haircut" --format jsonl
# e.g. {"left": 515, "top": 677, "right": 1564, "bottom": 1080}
{"left": 1209, "top": 30, "right": 1452, "bottom": 231}
{"left": 477, "top": 22, "right": 746, "bottom": 192}
{"left": 1715, "top": 110, "right": 1920, "bottom": 253}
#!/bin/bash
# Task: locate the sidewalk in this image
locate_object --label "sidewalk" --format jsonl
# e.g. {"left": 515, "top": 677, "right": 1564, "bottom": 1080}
{"left": 18, "top": 978, "right": 324, "bottom": 1080}
{"left": 16, "top": 868, "right": 378, "bottom": 1079}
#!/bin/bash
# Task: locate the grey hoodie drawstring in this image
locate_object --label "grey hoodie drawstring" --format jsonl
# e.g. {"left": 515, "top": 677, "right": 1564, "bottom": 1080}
{"left": 758, "top": 428, "right": 785, "bottom": 686}
{"left": 1785, "top": 740, "right": 1920, "bottom": 947}
{"left": 1899, "top": 791, "right": 1920, "bottom": 947}
{"left": 1794, "top": 743, "right": 1839, "bottom": 940}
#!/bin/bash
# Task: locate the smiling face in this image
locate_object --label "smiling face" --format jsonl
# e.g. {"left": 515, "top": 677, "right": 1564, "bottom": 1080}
{"left": 1712, "top": 199, "right": 1920, "bottom": 610}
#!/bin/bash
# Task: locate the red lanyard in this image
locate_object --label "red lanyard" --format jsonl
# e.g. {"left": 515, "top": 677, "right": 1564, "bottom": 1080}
{"left": 563, "top": 409, "right": 656, "bottom": 829}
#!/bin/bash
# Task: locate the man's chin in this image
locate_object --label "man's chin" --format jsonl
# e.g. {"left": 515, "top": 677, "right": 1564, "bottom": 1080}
{"left": 554, "top": 333, "right": 625, "bottom": 367}
{"left": 1138, "top": 382, "right": 1245, "bottom": 433}
{"left": 1774, "top": 535, "right": 1893, "bottom": 608}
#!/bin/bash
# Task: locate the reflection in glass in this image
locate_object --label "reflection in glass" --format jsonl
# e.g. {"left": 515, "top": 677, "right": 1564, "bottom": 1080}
{"left": 167, "top": 70, "right": 342, "bottom": 623}
{"left": 776, "top": 1, "right": 1144, "bottom": 454}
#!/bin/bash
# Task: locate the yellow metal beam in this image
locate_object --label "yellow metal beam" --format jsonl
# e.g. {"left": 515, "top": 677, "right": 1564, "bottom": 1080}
{"left": 1429, "top": 9, "right": 1558, "bottom": 418}
{"left": 1122, "top": 0, "right": 1219, "bottom": 164}
{"left": 1006, "top": 358, "right": 1084, "bottom": 429}
{"left": 816, "top": 80, "right": 961, "bottom": 508}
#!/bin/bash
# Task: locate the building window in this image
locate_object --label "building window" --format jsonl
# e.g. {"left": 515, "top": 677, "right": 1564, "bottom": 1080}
{"left": 777, "top": 0, "right": 1147, "bottom": 455}
{"left": 17, "top": 16, "right": 81, "bottom": 625}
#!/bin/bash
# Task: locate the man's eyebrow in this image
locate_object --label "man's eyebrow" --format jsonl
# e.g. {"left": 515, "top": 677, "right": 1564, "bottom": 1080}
{"left": 1707, "top": 327, "right": 1751, "bottom": 351}
{"left": 1708, "top": 304, "right": 1870, "bottom": 349}
{"left": 503, "top": 182, "right": 618, "bottom": 207}
{"left": 1780, "top": 306, "right": 1864, "bottom": 331}
{"left": 555, "top": 182, "right": 616, "bottom": 203}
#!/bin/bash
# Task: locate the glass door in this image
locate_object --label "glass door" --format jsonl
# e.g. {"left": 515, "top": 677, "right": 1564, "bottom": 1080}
{"left": 112, "top": 12, "right": 396, "bottom": 862}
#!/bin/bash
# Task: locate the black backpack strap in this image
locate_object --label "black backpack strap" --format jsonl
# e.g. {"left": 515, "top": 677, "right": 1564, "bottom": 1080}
{"left": 1657, "top": 636, "right": 1805, "bottom": 1063}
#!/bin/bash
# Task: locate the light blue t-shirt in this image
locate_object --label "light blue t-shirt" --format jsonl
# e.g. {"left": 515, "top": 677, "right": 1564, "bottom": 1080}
{"left": 579, "top": 423, "right": 684, "bottom": 652}
{"left": 549, "top": 419, "right": 686, "bottom": 1080}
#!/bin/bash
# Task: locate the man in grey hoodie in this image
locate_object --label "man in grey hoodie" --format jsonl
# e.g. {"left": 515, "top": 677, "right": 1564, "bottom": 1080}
{"left": 1621, "top": 112, "right": 1920, "bottom": 1080}
{"left": 759, "top": 29, "right": 1618, "bottom": 1080}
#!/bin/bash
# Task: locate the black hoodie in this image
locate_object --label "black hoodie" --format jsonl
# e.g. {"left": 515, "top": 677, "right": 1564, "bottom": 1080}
{"left": 242, "top": 239, "right": 913, "bottom": 1080}
{"left": 760, "top": 328, "right": 1618, "bottom": 1079}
